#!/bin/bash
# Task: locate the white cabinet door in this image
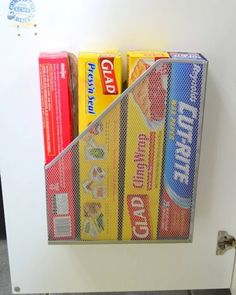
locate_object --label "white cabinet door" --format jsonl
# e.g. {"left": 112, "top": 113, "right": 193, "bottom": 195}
{"left": 1, "top": 0, "right": 236, "bottom": 293}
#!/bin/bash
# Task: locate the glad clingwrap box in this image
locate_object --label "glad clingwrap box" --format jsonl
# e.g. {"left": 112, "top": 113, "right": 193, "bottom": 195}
{"left": 127, "top": 51, "right": 169, "bottom": 86}
{"left": 39, "top": 52, "right": 75, "bottom": 240}
{"left": 78, "top": 52, "right": 122, "bottom": 133}
{"left": 121, "top": 51, "right": 169, "bottom": 240}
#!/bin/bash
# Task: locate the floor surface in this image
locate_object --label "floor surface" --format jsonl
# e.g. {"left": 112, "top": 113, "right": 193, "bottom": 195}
{"left": 0, "top": 240, "right": 231, "bottom": 295}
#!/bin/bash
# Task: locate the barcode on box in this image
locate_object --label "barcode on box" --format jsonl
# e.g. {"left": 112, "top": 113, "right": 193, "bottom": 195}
{"left": 53, "top": 193, "right": 69, "bottom": 215}
{"left": 54, "top": 216, "right": 72, "bottom": 238}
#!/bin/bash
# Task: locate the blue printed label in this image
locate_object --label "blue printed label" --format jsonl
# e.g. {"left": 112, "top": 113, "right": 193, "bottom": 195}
{"left": 163, "top": 63, "right": 203, "bottom": 208}
{"left": 7, "top": 0, "right": 35, "bottom": 25}
{"left": 169, "top": 52, "right": 203, "bottom": 60}
{"left": 87, "top": 63, "right": 96, "bottom": 115}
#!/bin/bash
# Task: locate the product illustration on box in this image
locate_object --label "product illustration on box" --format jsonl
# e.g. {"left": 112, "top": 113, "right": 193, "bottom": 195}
{"left": 40, "top": 52, "right": 208, "bottom": 243}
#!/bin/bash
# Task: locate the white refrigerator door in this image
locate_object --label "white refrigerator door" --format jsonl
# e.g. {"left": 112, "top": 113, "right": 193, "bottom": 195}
{"left": 1, "top": 0, "right": 236, "bottom": 294}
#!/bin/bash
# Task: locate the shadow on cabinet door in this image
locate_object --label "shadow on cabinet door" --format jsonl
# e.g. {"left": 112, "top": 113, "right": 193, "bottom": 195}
{"left": 0, "top": 177, "right": 6, "bottom": 240}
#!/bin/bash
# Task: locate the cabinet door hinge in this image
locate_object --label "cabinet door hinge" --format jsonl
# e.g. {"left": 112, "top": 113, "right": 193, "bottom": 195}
{"left": 217, "top": 231, "right": 236, "bottom": 255}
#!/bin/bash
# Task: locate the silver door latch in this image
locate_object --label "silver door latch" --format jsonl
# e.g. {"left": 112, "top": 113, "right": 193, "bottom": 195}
{"left": 217, "top": 231, "right": 236, "bottom": 255}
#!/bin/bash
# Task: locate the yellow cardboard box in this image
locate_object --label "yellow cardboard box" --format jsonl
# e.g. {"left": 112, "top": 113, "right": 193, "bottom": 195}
{"left": 79, "top": 107, "right": 120, "bottom": 240}
{"left": 78, "top": 52, "right": 122, "bottom": 133}
{"left": 127, "top": 51, "right": 169, "bottom": 86}
{"left": 123, "top": 51, "right": 170, "bottom": 240}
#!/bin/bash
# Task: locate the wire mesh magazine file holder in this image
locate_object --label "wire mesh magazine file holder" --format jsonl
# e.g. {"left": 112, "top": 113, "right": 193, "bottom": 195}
{"left": 45, "top": 56, "right": 208, "bottom": 244}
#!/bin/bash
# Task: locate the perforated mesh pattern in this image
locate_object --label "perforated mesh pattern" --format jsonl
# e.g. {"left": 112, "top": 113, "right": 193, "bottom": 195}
{"left": 45, "top": 59, "right": 207, "bottom": 243}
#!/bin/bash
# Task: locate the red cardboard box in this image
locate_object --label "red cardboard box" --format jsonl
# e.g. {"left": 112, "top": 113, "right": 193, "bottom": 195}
{"left": 39, "top": 52, "right": 75, "bottom": 240}
{"left": 39, "top": 52, "right": 73, "bottom": 164}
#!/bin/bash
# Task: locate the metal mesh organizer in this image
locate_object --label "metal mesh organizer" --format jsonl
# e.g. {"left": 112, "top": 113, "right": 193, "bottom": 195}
{"left": 45, "top": 57, "right": 208, "bottom": 244}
